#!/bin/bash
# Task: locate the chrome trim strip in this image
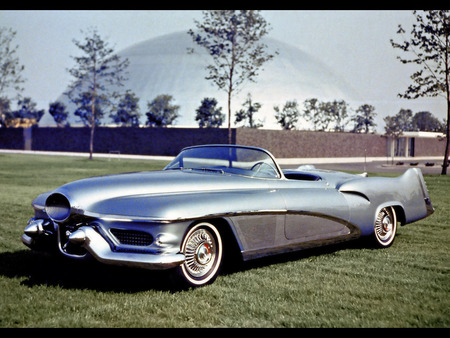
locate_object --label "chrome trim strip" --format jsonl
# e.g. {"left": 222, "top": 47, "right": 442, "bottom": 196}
{"left": 83, "top": 209, "right": 354, "bottom": 226}
{"left": 81, "top": 209, "right": 289, "bottom": 223}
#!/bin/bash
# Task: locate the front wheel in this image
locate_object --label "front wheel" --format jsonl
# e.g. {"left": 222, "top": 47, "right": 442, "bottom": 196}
{"left": 373, "top": 206, "right": 397, "bottom": 247}
{"left": 171, "top": 222, "right": 223, "bottom": 288}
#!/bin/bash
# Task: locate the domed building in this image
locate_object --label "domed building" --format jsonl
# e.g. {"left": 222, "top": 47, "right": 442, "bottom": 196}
{"left": 63, "top": 31, "right": 360, "bottom": 129}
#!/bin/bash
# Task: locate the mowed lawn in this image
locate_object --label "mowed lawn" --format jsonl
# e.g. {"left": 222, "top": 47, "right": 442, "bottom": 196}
{"left": 0, "top": 153, "right": 449, "bottom": 327}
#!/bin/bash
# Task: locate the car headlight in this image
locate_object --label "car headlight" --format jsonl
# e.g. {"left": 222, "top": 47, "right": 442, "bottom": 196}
{"left": 45, "top": 193, "right": 71, "bottom": 222}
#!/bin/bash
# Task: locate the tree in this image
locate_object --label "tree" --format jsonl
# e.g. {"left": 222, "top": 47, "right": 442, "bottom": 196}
{"left": 65, "top": 27, "right": 129, "bottom": 159}
{"left": 412, "top": 111, "right": 445, "bottom": 132}
{"left": 49, "top": 101, "right": 69, "bottom": 127}
{"left": 195, "top": 97, "right": 225, "bottom": 128}
{"left": 188, "top": 10, "right": 276, "bottom": 143}
{"left": 145, "top": 94, "right": 179, "bottom": 127}
{"left": 11, "top": 97, "right": 44, "bottom": 126}
{"left": 274, "top": 100, "right": 300, "bottom": 130}
{"left": 1, "top": 97, "right": 36, "bottom": 127}
{"left": 72, "top": 91, "right": 106, "bottom": 127}
{"left": 384, "top": 108, "right": 414, "bottom": 137}
{"left": 234, "top": 93, "right": 263, "bottom": 128}
{"left": 352, "top": 104, "right": 377, "bottom": 133}
{"left": 390, "top": 10, "right": 450, "bottom": 174}
{"left": 323, "top": 100, "right": 349, "bottom": 132}
{"left": 110, "top": 90, "right": 141, "bottom": 127}
{"left": 0, "top": 97, "right": 11, "bottom": 127}
{"left": 303, "top": 98, "right": 321, "bottom": 131}
{"left": 0, "top": 27, "right": 26, "bottom": 125}
{"left": 315, "top": 101, "right": 334, "bottom": 131}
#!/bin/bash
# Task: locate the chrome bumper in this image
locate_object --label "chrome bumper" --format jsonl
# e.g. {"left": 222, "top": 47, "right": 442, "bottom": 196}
{"left": 22, "top": 220, "right": 185, "bottom": 270}
{"left": 69, "top": 226, "right": 185, "bottom": 270}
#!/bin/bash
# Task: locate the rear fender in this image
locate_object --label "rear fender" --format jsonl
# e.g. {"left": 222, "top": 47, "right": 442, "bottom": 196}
{"left": 339, "top": 168, "right": 432, "bottom": 226}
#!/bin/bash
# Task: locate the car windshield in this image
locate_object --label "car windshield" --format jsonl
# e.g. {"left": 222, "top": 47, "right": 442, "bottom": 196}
{"left": 164, "top": 146, "right": 280, "bottom": 179}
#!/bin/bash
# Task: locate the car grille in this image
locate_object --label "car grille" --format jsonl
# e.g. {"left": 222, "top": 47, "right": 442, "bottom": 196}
{"left": 110, "top": 229, "right": 153, "bottom": 246}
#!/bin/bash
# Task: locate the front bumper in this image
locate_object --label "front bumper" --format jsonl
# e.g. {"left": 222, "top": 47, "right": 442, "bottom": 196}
{"left": 67, "top": 226, "right": 185, "bottom": 270}
{"left": 22, "top": 219, "right": 185, "bottom": 270}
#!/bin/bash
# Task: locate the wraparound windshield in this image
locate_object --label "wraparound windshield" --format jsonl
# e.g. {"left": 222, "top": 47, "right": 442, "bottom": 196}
{"left": 165, "top": 146, "right": 280, "bottom": 179}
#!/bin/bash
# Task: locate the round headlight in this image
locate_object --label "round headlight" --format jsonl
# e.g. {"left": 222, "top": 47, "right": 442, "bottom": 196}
{"left": 45, "top": 193, "right": 71, "bottom": 222}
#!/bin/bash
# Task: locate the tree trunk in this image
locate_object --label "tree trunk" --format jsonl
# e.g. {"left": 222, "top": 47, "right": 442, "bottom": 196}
{"left": 227, "top": 90, "right": 232, "bottom": 144}
{"left": 89, "top": 92, "right": 96, "bottom": 160}
{"left": 89, "top": 122, "right": 95, "bottom": 160}
{"left": 441, "top": 99, "right": 450, "bottom": 175}
{"left": 441, "top": 28, "right": 450, "bottom": 175}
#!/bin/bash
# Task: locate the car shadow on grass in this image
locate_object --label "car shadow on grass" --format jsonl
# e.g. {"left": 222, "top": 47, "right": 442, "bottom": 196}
{"left": 221, "top": 236, "right": 386, "bottom": 275}
{"left": 2, "top": 236, "right": 390, "bottom": 292}
{"left": 0, "top": 249, "right": 176, "bottom": 293}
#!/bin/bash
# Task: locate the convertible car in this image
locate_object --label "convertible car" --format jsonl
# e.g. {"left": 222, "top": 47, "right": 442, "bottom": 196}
{"left": 22, "top": 144, "right": 434, "bottom": 287}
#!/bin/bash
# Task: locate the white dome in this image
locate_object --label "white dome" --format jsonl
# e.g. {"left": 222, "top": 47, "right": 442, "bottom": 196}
{"left": 63, "top": 31, "right": 360, "bottom": 128}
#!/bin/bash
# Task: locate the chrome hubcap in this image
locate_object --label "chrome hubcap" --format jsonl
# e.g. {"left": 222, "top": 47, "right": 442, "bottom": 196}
{"left": 375, "top": 207, "right": 396, "bottom": 244}
{"left": 196, "top": 242, "right": 212, "bottom": 265}
{"left": 184, "top": 228, "right": 216, "bottom": 278}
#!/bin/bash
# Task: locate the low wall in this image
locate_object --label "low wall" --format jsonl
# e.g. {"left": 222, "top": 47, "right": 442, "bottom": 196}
{"left": 235, "top": 128, "right": 387, "bottom": 158}
{"left": 0, "top": 128, "right": 25, "bottom": 150}
{"left": 414, "top": 136, "right": 447, "bottom": 157}
{"left": 29, "top": 127, "right": 232, "bottom": 156}
{"left": 0, "top": 126, "right": 444, "bottom": 158}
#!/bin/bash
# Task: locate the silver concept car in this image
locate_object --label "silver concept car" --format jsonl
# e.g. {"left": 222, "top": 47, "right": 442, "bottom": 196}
{"left": 22, "top": 145, "right": 434, "bottom": 287}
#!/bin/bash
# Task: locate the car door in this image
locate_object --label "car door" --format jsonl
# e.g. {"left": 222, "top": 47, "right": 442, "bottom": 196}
{"left": 275, "top": 179, "right": 351, "bottom": 243}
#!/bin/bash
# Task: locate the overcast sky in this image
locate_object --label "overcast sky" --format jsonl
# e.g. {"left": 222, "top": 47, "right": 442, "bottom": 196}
{"left": 0, "top": 10, "right": 446, "bottom": 129}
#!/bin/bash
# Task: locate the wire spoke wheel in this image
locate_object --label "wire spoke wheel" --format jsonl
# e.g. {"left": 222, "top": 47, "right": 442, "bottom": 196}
{"left": 374, "top": 206, "right": 397, "bottom": 247}
{"left": 175, "top": 222, "right": 223, "bottom": 287}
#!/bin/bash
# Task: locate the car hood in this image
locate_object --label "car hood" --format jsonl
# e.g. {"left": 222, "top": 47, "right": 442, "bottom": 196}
{"left": 34, "top": 170, "right": 270, "bottom": 219}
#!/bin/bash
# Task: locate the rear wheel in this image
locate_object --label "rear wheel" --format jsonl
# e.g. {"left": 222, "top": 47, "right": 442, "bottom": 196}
{"left": 172, "top": 222, "right": 223, "bottom": 288}
{"left": 374, "top": 206, "right": 397, "bottom": 247}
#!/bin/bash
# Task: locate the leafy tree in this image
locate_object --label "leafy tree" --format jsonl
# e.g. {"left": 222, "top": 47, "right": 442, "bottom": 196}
{"left": 0, "top": 96, "right": 11, "bottom": 127}
{"left": 0, "top": 27, "right": 26, "bottom": 125}
{"left": 145, "top": 94, "right": 179, "bottom": 127}
{"left": 234, "top": 93, "right": 263, "bottom": 128}
{"left": 0, "top": 27, "right": 26, "bottom": 99}
{"left": 188, "top": 10, "right": 276, "bottom": 143}
{"left": 49, "top": 101, "right": 69, "bottom": 127}
{"left": 412, "top": 111, "right": 445, "bottom": 132}
{"left": 352, "top": 104, "right": 377, "bottom": 133}
{"left": 73, "top": 91, "right": 106, "bottom": 127}
{"left": 11, "top": 97, "right": 44, "bottom": 126}
{"left": 315, "top": 101, "right": 334, "bottom": 131}
{"left": 303, "top": 98, "right": 321, "bottom": 131}
{"left": 274, "top": 100, "right": 300, "bottom": 130}
{"left": 390, "top": 10, "right": 450, "bottom": 174}
{"left": 195, "top": 97, "right": 225, "bottom": 128}
{"left": 322, "top": 100, "right": 349, "bottom": 132}
{"left": 110, "top": 90, "right": 141, "bottom": 127}
{"left": 384, "top": 108, "right": 413, "bottom": 137}
{"left": 65, "top": 27, "right": 129, "bottom": 159}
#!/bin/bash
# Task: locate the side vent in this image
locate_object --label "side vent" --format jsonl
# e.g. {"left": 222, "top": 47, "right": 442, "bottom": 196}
{"left": 340, "top": 190, "right": 370, "bottom": 202}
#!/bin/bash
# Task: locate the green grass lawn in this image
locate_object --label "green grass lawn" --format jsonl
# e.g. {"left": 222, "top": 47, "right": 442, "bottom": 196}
{"left": 0, "top": 153, "right": 449, "bottom": 327}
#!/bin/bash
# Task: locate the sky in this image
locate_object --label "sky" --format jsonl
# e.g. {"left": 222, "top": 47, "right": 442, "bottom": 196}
{"left": 0, "top": 10, "right": 446, "bottom": 131}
